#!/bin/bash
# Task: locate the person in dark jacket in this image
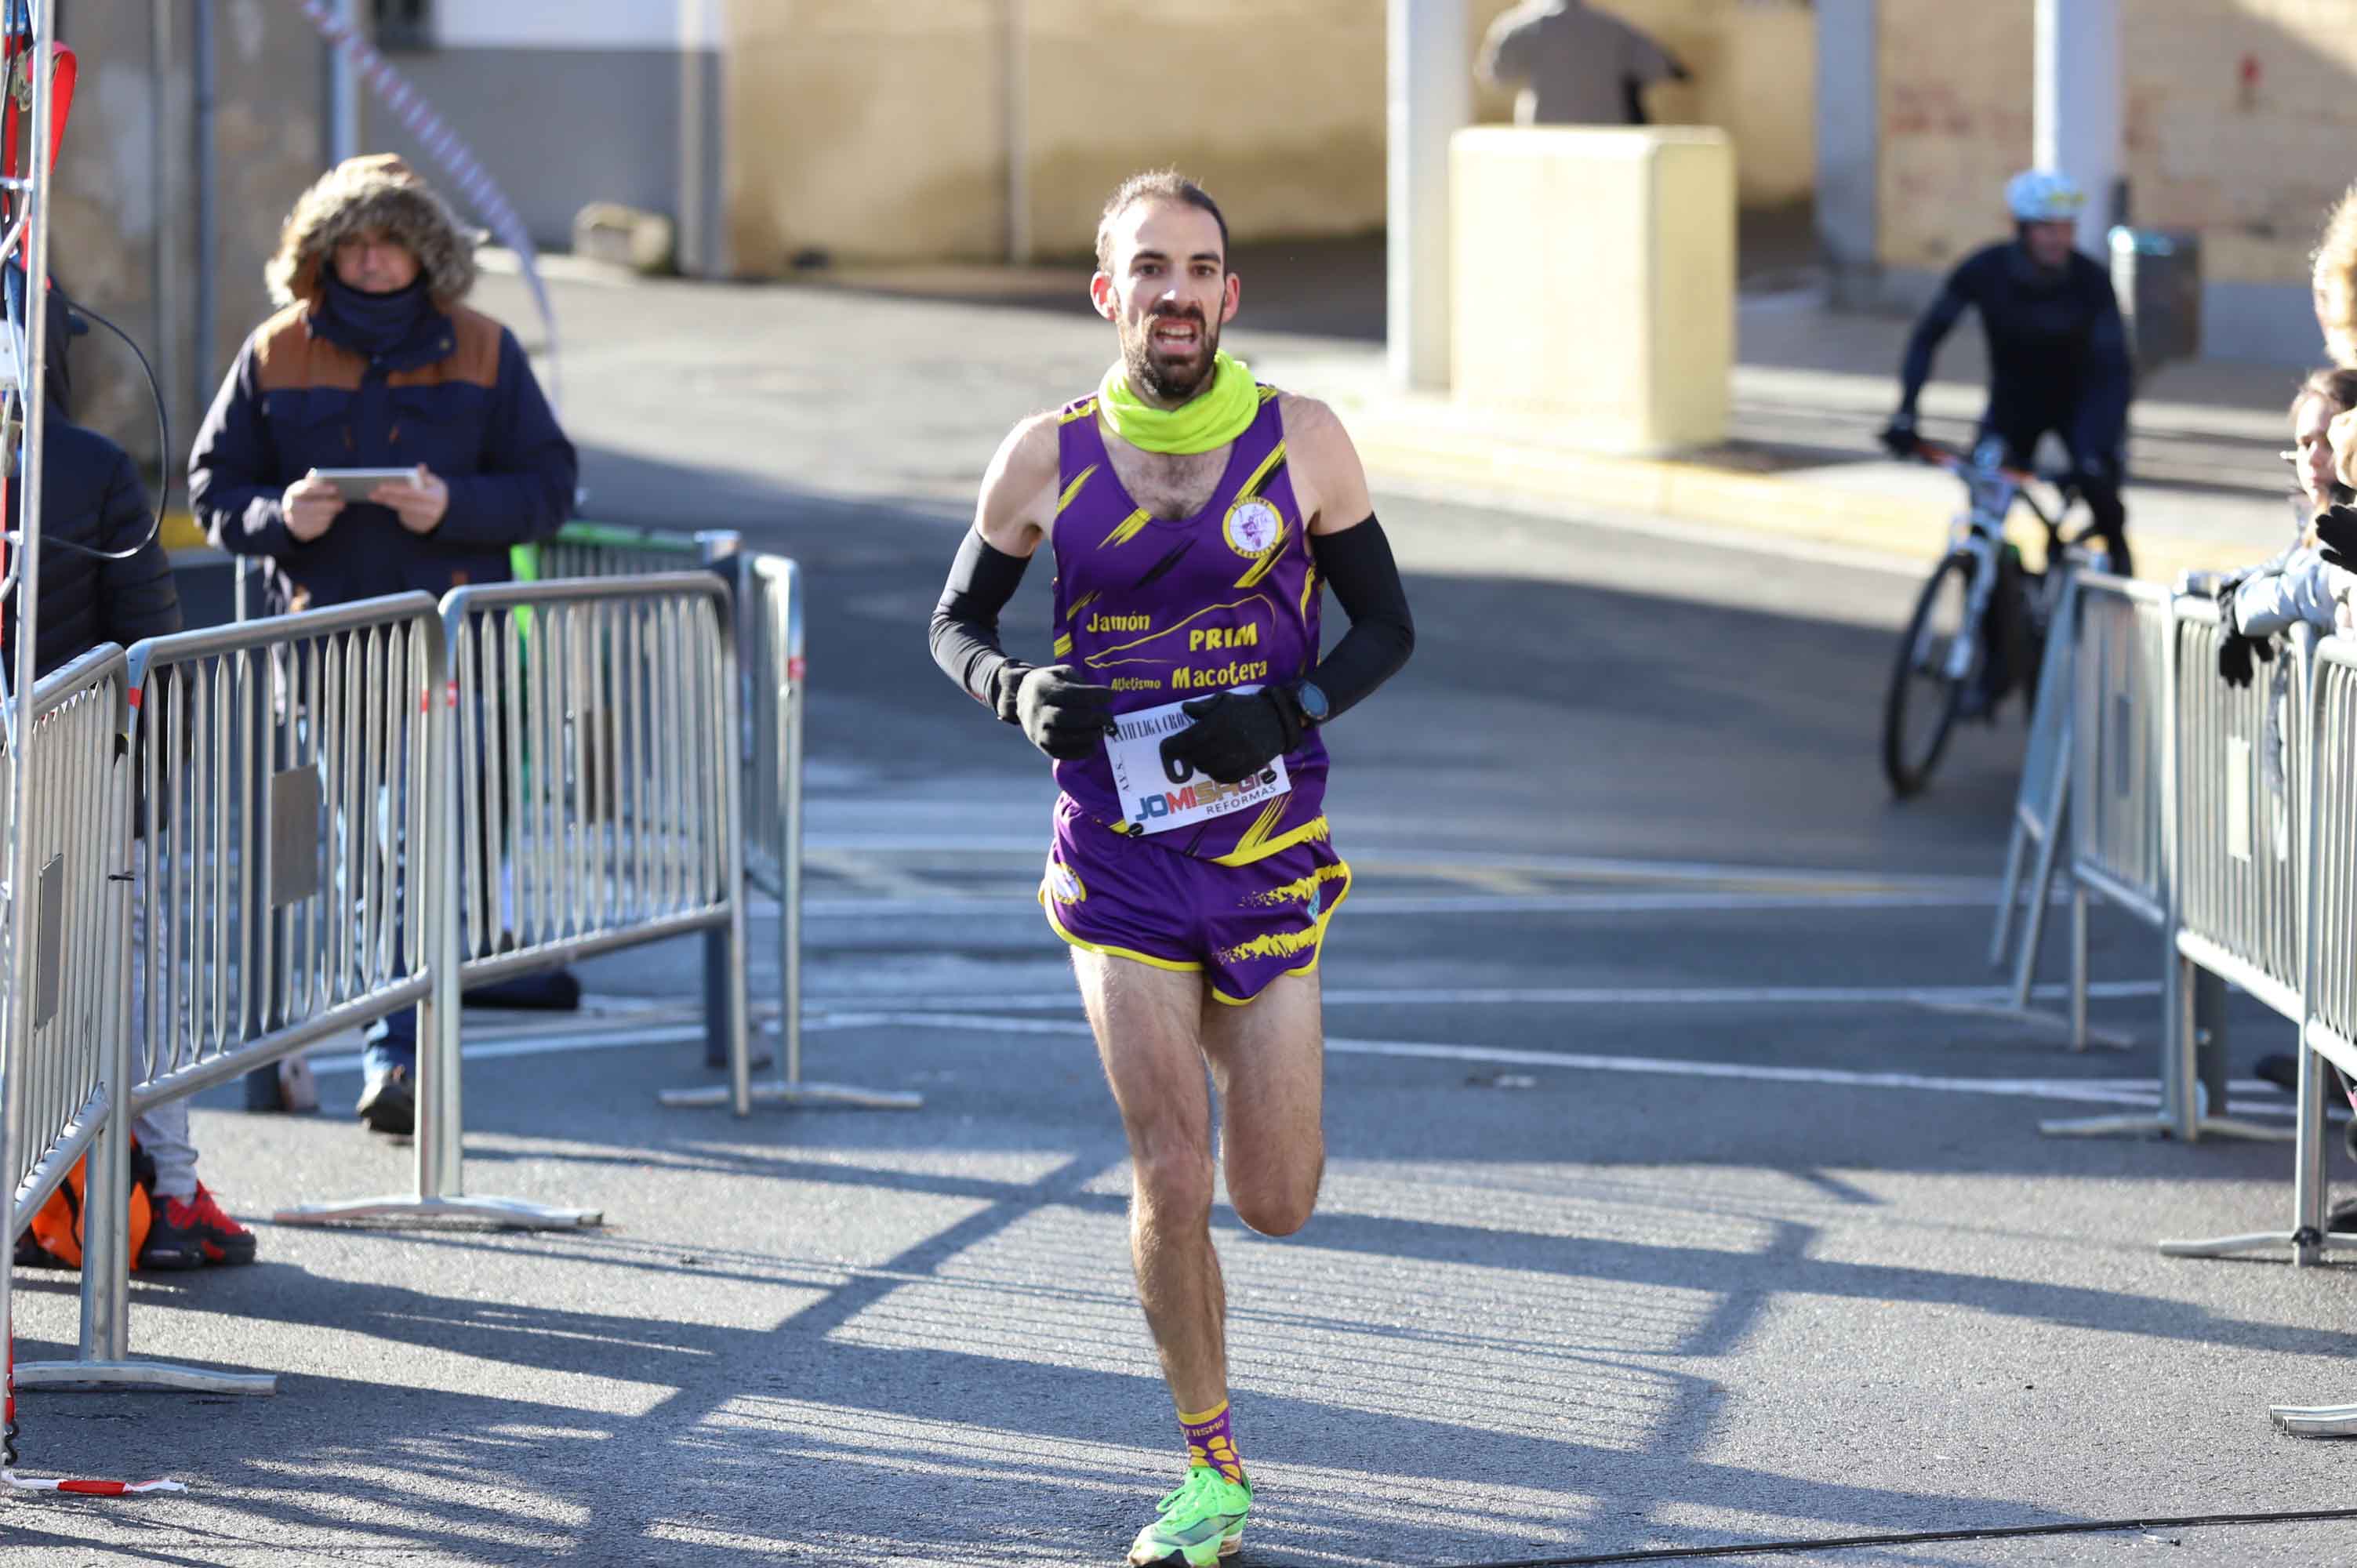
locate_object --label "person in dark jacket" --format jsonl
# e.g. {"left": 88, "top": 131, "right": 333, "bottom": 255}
{"left": 1880, "top": 169, "right": 2136, "bottom": 577}
{"left": 4, "top": 416, "right": 256, "bottom": 1267}
{"left": 189, "top": 153, "right": 578, "bottom": 1134}
{"left": 190, "top": 153, "right": 575, "bottom": 613}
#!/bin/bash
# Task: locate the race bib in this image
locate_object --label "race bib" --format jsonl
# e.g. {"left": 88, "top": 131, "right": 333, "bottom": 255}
{"left": 1104, "top": 692, "right": 1289, "bottom": 836}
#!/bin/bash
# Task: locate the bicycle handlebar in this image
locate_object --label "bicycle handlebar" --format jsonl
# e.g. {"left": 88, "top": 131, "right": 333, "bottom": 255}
{"left": 1895, "top": 437, "right": 2073, "bottom": 492}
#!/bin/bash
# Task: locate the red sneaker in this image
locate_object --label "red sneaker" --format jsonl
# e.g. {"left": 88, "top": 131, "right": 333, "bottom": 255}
{"left": 140, "top": 1185, "right": 257, "bottom": 1270}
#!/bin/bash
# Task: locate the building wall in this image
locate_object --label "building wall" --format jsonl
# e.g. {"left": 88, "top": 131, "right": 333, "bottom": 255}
{"left": 51, "top": 0, "right": 324, "bottom": 485}
{"left": 1876, "top": 0, "right": 2357, "bottom": 288}
{"left": 363, "top": 0, "right": 692, "bottom": 252}
{"left": 723, "top": 0, "right": 1814, "bottom": 271}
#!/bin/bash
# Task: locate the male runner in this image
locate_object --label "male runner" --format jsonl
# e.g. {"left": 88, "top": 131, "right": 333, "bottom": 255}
{"left": 929, "top": 171, "right": 1415, "bottom": 1566}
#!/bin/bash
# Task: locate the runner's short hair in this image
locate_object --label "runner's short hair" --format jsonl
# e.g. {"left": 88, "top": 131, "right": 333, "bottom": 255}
{"left": 1095, "top": 172, "right": 1229, "bottom": 274}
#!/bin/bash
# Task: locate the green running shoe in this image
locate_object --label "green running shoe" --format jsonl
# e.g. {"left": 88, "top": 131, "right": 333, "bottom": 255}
{"left": 1127, "top": 1464, "right": 1251, "bottom": 1566}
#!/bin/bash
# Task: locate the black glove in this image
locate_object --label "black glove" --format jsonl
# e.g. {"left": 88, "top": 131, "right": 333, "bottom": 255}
{"left": 2214, "top": 593, "right": 2274, "bottom": 690}
{"left": 1879, "top": 412, "right": 1918, "bottom": 459}
{"left": 2318, "top": 504, "right": 2357, "bottom": 572}
{"left": 1006, "top": 664, "right": 1115, "bottom": 760}
{"left": 1159, "top": 688, "right": 1301, "bottom": 785}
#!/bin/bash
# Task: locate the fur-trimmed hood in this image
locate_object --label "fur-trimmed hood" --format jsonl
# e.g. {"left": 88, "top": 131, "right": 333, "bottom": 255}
{"left": 265, "top": 154, "right": 476, "bottom": 310}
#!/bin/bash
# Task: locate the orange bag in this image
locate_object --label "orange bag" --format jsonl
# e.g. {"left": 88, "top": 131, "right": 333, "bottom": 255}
{"left": 21, "top": 1138, "right": 154, "bottom": 1271}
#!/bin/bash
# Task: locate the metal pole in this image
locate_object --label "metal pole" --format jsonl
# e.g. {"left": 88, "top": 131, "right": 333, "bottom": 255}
{"left": 2, "top": 0, "right": 60, "bottom": 1441}
{"left": 1386, "top": 0, "right": 1467, "bottom": 391}
{"left": 149, "top": 0, "right": 175, "bottom": 489}
{"left": 2034, "top": 0, "right": 2120, "bottom": 254}
{"left": 325, "top": 0, "right": 360, "bottom": 165}
{"left": 781, "top": 560, "right": 804, "bottom": 1096}
{"left": 191, "top": 0, "right": 216, "bottom": 426}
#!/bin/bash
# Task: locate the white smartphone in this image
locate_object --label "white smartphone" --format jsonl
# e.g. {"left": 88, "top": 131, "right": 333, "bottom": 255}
{"left": 311, "top": 466, "right": 420, "bottom": 501}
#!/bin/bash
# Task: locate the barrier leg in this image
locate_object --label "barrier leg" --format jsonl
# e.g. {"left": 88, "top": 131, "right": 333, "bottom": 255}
{"left": 277, "top": 661, "right": 597, "bottom": 1231}
{"left": 663, "top": 652, "right": 918, "bottom": 1113}
{"left": 18, "top": 891, "right": 277, "bottom": 1396}
{"left": 1990, "top": 815, "right": 2030, "bottom": 971}
{"left": 2009, "top": 823, "right": 2061, "bottom": 1010}
{"left": 2068, "top": 884, "right": 2090, "bottom": 1051}
{"left": 2042, "top": 950, "right": 2290, "bottom": 1141}
{"left": 2270, "top": 1403, "right": 2357, "bottom": 1438}
{"left": 2157, "top": 1018, "right": 2342, "bottom": 1259}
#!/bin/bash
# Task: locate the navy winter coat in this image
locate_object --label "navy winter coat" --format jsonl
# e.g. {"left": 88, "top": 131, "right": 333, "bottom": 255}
{"left": 188, "top": 299, "right": 575, "bottom": 615}
{"left": 3, "top": 421, "right": 182, "bottom": 681}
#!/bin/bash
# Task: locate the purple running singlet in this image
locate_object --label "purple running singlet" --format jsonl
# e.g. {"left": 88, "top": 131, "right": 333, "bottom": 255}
{"left": 1035, "top": 387, "right": 1350, "bottom": 1002}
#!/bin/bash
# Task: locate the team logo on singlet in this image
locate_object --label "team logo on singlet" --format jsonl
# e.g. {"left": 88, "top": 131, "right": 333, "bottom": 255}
{"left": 1045, "top": 862, "right": 1088, "bottom": 906}
{"left": 1223, "top": 498, "right": 1283, "bottom": 558}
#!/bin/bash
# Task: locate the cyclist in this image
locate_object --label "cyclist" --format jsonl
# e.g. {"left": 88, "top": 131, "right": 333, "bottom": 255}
{"left": 1880, "top": 170, "right": 2135, "bottom": 580}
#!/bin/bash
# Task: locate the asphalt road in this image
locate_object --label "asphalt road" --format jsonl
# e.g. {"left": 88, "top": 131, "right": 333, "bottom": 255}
{"left": 8, "top": 274, "right": 2352, "bottom": 1568}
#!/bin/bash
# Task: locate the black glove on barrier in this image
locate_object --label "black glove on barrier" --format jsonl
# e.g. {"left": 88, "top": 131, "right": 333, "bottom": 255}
{"left": 2214, "top": 588, "right": 2274, "bottom": 690}
{"left": 1160, "top": 689, "right": 1301, "bottom": 785}
{"left": 2318, "top": 505, "right": 2357, "bottom": 573}
{"left": 1008, "top": 665, "right": 1115, "bottom": 760}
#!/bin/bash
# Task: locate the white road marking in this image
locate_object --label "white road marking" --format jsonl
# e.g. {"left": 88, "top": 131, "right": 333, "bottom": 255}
{"left": 292, "top": 995, "right": 2293, "bottom": 1117}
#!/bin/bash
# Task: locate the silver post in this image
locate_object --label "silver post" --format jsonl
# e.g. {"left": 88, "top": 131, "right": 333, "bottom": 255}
{"left": 2, "top": 0, "right": 57, "bottom": 1416}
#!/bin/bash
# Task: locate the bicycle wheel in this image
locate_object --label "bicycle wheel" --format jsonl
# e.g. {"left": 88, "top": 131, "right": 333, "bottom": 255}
{"left": 1882, "top": 551, "right": 1978, "bottom": 798}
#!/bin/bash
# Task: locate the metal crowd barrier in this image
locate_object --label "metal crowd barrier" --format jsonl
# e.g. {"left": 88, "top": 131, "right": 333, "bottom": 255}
{"left": 528, "top": 521, "right": 739, "bottom": 584}
{"left": 283, "top": 572, "right": 744, "bottom": 1216}
{"left": 2, "top": 647, "right": 133, "bottom": 1258}
{"left": 2040, "top": 578, "right": 2196, "bottom": 1134}
{"left": 1990, "top": 577, "right": 2079, "bottom": 1007}
{"left": 662, "top": 552, "right": 918, "bottom": 1114}
{"left": 2159, "top": 612, "right": 2325, "bottom": 1256}
{"left": 17, "top": 597, "right": 525, "bottom": 1395}
{"left": 2270, "top": 637, "right": 2357, "bottom": 1435}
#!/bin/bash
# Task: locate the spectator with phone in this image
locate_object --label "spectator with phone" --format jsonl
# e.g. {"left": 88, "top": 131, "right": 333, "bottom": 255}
{"left": 188, "top": 153, "right": 577, "bottom": 1134}
{"left": 191, "top": 153, "right": 573, "bottom": 614}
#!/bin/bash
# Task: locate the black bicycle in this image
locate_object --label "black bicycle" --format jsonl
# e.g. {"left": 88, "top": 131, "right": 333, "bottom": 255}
{"left": 1881, "top": 437, "right": 2108, "bottom": 798}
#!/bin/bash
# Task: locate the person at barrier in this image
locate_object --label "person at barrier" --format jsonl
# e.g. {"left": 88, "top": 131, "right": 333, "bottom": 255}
{"left": 1476, "top": 0, "right": 1687, "bottom": 127}
{"left": 1880, "top": 169, "right": 2136, "bottom": 577}
{"left": 187, "top": 153, "right": 579, "bottom": 1135}
{"left": 2206, "top": 369, "right": 2357, "bottom": 689}
{"left": 1, "top": 412, "right": 254, "bottom": 1268}
{"left": 929, "top": 172, "right": 1415, "bottom": 1568}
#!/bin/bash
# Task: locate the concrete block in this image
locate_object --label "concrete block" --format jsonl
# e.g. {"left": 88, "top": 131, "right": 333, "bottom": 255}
{"left": 573, "top": 202, "right": 677, "bottom": 274}
{"left": 1449, "top": 125, "right": 1734, "bottom": 455}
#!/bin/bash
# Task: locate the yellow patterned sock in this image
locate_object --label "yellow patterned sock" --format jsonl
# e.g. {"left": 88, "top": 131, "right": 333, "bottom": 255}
{"left": 1178, "top": 1399, "right": 1244, "bottom": 1484}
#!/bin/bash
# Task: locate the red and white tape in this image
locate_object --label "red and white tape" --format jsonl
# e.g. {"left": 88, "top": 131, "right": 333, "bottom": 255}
{"left": 296, "top": 1, "right": 559, "bottom": 403}
{"left": 5, "top": 1469, "right": 186, "bottom": 1495}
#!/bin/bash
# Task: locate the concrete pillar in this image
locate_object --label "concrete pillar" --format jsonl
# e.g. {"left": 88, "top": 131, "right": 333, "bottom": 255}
{"left": 1387, "top": 0, "right": 1467, "bottom": 391}
{"left": 2035, "top": 0, "right": 2119, "bottom": 254}
{"left": 678, "top": 0, "right": 729, "bottom": 276}
{"left": 1814, "top": 0, "right": 1876, "bottom": 294}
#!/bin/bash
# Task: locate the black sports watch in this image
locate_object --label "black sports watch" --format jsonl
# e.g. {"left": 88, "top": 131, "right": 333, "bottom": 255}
{"left": 1291, "top": 680, "right": 1331, "bottom": 728}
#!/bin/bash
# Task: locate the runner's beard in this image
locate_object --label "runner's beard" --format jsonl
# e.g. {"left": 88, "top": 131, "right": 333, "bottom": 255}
{"left": 1123, "top": 308, "right": 1222, "bottom": 404}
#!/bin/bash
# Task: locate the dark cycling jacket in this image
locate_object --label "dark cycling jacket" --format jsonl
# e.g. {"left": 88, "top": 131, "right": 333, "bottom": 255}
{"left": 1898, "top": 241, "right": 2133, "bottom": 456}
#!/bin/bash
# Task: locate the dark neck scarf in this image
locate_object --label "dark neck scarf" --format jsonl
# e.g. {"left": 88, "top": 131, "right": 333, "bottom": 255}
{"left": 315, "top": 274, "right": 431, "bottom": 358}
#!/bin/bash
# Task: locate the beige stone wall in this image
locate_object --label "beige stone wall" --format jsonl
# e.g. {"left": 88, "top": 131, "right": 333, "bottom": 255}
{"left": 725, "top": 0, "right": 1812, "bottom": 270}
{"left": 49, "top": 0, "right": 322, "bottom": 488}
{"left": 1876, "top": 0, "right": 2357, "bottom": 288}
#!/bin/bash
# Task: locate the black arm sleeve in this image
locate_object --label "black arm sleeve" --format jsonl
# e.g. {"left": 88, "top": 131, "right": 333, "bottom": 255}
{"left": 1306, "top": 516, "right": 1414, "bottom": 722}
{"left": 1898, "top": 268, "right": 1974, "bottom": 415}
{"left": 929, "top": 528, "right": 1034, "bottom": 721}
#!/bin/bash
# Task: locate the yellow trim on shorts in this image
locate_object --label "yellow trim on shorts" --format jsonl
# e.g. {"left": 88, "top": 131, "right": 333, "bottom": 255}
{"left": 1209, "top": 860, "right": 1353, "bottom": 1006}
{"left": 1210, "top": 814, "right": 1331, "bottom": 868}
{"left": 1039, "top": 886, "right": 1205, "bottom": 975}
